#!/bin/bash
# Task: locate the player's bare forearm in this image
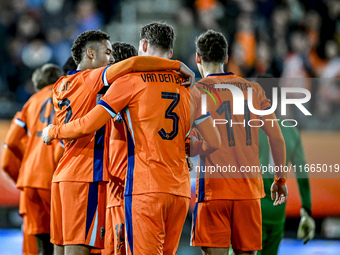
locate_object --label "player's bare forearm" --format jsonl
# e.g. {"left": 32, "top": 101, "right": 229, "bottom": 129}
{"left": 179, "top": 62, "right": 195, "bottom": 87}
{"left": 48, "top": 105, "right": 111, "bottom": 140}
{"left": 261, "top": 113, "right": 286, "bottom": 178}
{"left": 269, "top": 135, "right": 286, "bottom": 179}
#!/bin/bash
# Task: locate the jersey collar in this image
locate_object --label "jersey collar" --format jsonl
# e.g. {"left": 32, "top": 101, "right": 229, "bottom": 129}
{"left": 67, "top": 70, "right": 81, "bottom": 75}
{"left": 206, "top": 72, "right": 235, "bottom": 77}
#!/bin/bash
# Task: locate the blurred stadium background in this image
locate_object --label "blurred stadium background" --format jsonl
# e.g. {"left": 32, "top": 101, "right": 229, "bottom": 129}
{"left": 0, "top": 0, "right": 339, "bottom": 254}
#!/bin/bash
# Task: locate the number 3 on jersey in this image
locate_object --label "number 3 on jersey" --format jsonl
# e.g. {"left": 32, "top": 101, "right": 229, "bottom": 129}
{"left": 158, "top": 92, "right": 180, "bottom": 140}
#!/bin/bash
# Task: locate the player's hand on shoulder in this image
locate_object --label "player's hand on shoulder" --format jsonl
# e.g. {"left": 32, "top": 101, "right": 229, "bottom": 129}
{"left": 42, "top": 124, "right": 54, "bottom": 145}
{"left": 179, "top": 62, "right": 195, "bottom": 88}
{"left": 270, "top": 182, "right": 288, "bottom": 206}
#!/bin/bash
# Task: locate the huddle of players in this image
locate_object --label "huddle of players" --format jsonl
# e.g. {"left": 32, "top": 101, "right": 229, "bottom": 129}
{"left": 2, "top": 22, "right": 295, "bottom": 255}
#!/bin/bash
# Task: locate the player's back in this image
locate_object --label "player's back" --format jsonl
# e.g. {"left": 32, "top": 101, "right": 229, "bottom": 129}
{"left": 18, "top": 85, "right": 60, "bottom": 189}
{"left": 106, "top": 71, "right": 191, "bottom": 198}
{"left": 195, "top": 72, "right": 271, "bottom": 200}
{"left": 52, "top": 68, "right": 109, "bottom": 182}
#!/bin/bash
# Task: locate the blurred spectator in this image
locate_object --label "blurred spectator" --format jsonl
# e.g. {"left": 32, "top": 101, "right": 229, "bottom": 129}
{"left": 316, "top": 40, "right": 340, "bottom": 119}
{"left": 194, "top": 0, "right": 222, "bottom": 30}
{"left": 227, "top": 12, "right": 256, "bottom": 77}
{"left": 279, "top": 27, "right": 313, "bottom": 128}
{"left": 21, "top": 39, "right": 53, "bottom": 69}
{"left": 74, "top": 0, "right": 103, "bottom": 36}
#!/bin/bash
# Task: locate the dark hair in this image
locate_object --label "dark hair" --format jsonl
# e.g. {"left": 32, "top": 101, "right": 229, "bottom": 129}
{"left": 140, "top": 22, "right": 175, "bottom": 53}
{"left": 196, "top": 30, "right": 228, "bottom": 63}
{"left": 63, "top": 56, "right": 78, "bottom": 74}
{"left": 71, "top": 30, "right": 111, "bottom": 65}
{"left": 32, "top": 63, "right": 63, "bottom": 91}
{"left": 111, "top": 42, "right": 137, "bottom": 63}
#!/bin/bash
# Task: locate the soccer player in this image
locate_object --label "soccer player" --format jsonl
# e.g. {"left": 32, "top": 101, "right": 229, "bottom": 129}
{"left": 43, "top": 23, "right": 220, "bottom": 254}
{"left": 45, "top": 29, "right": 195, "bottom": 255}
{"left": 259, "top": 118, "right": 314, "bottom": 255}
{"left": 1, "top": 112, "right": 38, "bottom": 255}
{"left": 103, "top": 42, "right": 137, "bottom": 255}
{"left": 6, "top": 64, "right": 64, "bottom": 255}
{"left": 189, "top": 30, "right": 287, "bottom": 255}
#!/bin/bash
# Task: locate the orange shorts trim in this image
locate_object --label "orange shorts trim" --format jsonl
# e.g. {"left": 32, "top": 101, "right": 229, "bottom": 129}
{"left": 191, "top": 199, "right": 262, "bottom": 251}
{"left": 125, "top": 193, "right": 189, "bottom": 255}
{"left": 102, "top": 205, "right": 126, "bottom": 255}
{"left": 51, "top": 182, "right": 106, "bottom": 248}
{"left": 24, "top": 187, "right": 51, "bottom": 235}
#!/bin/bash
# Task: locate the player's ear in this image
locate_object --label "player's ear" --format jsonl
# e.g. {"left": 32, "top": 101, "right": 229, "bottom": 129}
{"left": 224, "top": 54, "right": 229, "bottom": 64}
{"left": 142, "top": 39, "right": 148, "bottom": 53}
{"left": 167, "top": 49, "right": 173, "bottom": 59}
{"left": 196, "top": 52, "right": 202, "bottom": 64}
{"left": 87, "top": 48, "right": 95, "bottom": 59}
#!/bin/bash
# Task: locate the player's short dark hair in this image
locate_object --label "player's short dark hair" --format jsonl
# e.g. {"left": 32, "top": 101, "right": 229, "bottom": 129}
{"left": 140, "top": 22, "right": 175, "bottom": 53}
{"left": 32, "top": 63, "right": 63, "bottom": 91}
{"left": 196, "top": 30, "right": 228, "bottom": 64}
{"left": 71, "top": 30, "right": 111, "bottom": 65}
{"left": 63, "top": 56, "right": 78, "bottom": 74}
{"left": 111, "top": 42, "right": 137, "bottom": 63}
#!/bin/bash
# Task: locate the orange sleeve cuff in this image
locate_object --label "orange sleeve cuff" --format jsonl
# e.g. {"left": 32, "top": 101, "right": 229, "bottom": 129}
{"left": 48, "top": 125, "right": 58, "bottom": 140}
{"left": 274, "top": 177, "right": 287, "bottom": 186}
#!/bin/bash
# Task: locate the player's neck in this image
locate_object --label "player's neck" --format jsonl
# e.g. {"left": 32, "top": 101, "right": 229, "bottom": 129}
{"left": 203, "top": 63, "right": 224, "bottom": 78}
{"left": 77, "top": 63, "right": 87, "bottom": 71}
{"left": 77, "top": 59, "right": 94, "bottom": 71}
{"left": 147, "top": 49, "right": 170, "bottom": 59}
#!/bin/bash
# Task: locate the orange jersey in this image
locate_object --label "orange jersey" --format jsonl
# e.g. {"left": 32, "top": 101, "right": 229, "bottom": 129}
{"left": 194, "top": 72, "right": 271, "bottom": 201}
{"left": 52, "top": 56, "right": 180, "bottom": 183}
{"left": 99, "top": 71, "right": 191, "bottom": 198}
{"left": 6, "top": 86, "right": 62, "bottom": 190}
{"left": 1, "top": 112, "right": 27, "bottom": 183}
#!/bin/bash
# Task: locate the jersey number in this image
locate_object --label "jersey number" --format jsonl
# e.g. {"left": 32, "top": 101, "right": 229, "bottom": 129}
{"left": 37, "top": 97, "right": 55, "bottom": 137}
{"left": 58, "top": 98, "right": 73, "bottom": 124}
{"left": 158, "top": 92, "right": 180, "bottom": 140}
{"left": 216, "top": 100, "right": 252, "bottom": 147}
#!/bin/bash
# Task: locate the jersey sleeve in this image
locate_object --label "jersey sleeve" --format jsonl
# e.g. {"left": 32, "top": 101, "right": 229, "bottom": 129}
{"left": 83, "top": 57, "right": 181, "bottom": 95}
{"left": 1, "top": 145, "right": 21, "bottom": 183}
{"left": 98, "top": 75, "right": 134, "bottom": 118}
{"left": 82, "top": 66, "right": 108, "bottom": 94}
{"left": 5, "top": 111, "right": 28, "bottom": 160}
{"left": 48, "top": 105, "right": 112, "bottom": 140}
{"left": 104, "top": 56, "right": 181, "bottom": 84}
